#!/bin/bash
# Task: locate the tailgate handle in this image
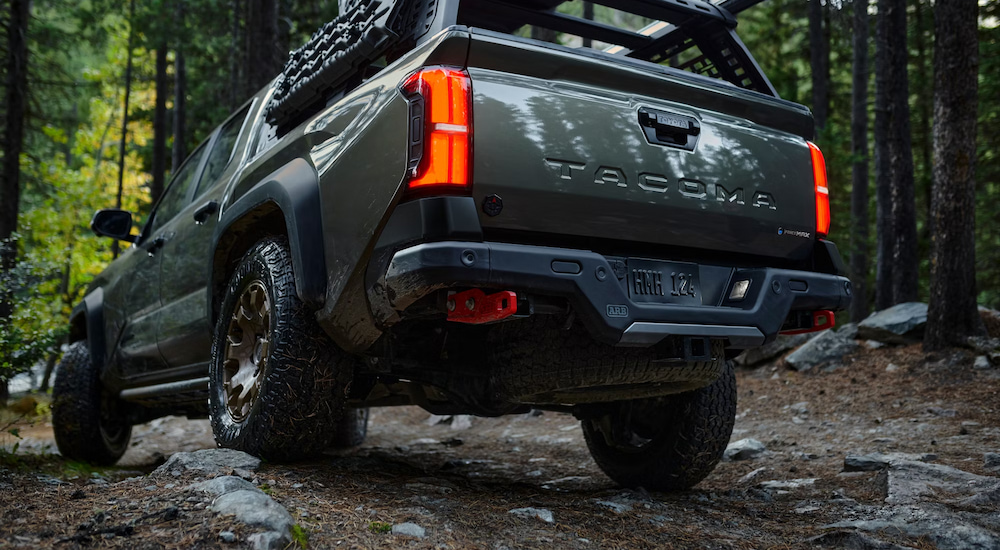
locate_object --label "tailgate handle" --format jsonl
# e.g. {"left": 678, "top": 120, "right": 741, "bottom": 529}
{"left": 638, "top": 108, "right": 700, "bottom": 152}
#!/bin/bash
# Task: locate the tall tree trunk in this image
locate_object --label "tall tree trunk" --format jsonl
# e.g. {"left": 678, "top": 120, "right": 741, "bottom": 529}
{"left": 875, "top": 0, "right": 918, "bottom": 308}
{"left": 850, "top": 0, "right": 870, "bottom": 322}
{"left": 530, "top": 26, "right": 558, "bottom": 43}
{"left": 172, "top": 0, "right": 188, "bottom": 171}
{"left": 808, "top": 0, "right": 829, "bottom": 133}
{"left": 582, "top": 1, "right": 594, "bottom": 48}
{"left": 873, "top": 0, "right": 892, "bottom": 311}
{"left": 925, "top": 0, "right": 983, "bottom": 350}
{"left": 246, "top": 0, "right": 281, "bottom": 93}
{"left": 230, "top": 0, "right": 245, "bottom": 109}
{"left": 1, "top": 0, "right": 30, "bottom": 290}
{"left": 0, "top": 0, "right": 30, "bottom": 402}
{"left": 152, "top": 46, "right": 168, "bottom": 204}
{"left": 172, "top": 53, "right": 187, "bottom": 171}
{"left": 913, "top": 0, "right": 933, "bottom": 235}
{"left": 112, "top": 0, "right": 136, "bottom": 260}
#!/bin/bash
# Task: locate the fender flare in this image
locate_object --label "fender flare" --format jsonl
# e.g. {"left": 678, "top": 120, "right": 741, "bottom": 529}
{"left": 211, "top": 157, "right": 327, "bottom": 309}
{"left": 69, "top": 287, "right": 107, "bottom": 371}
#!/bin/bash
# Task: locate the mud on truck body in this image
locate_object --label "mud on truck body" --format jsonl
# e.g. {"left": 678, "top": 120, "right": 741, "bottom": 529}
{"left": 53, "top": 0, "right": 850, "bottom": 490}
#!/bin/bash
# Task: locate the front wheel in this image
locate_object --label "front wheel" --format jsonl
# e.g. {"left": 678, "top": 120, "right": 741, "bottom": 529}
{"left": 581, "top": 360, "right": 736, "bottom": 491}
{"left": 52, "top": 341, "right": 132, "bottom": 465}
{"left": 209, "top": 237, "right": 354, "bottom": 461}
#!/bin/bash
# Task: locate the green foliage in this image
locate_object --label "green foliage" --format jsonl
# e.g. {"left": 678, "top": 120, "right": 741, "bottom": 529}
{"left": 0, "top": 413, "right": 26, "bottom": 467}
{"left": 291, "top": 524, "right": 310, "bottom": 549}
{"left": 368, "top": 521, "right": 392, "bottom": 534}
{"left": 0, "top": 236, "right": 65, "bottom": 383}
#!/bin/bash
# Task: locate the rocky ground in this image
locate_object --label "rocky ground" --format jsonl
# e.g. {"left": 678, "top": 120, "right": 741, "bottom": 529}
{"left": 1, "top": 308, "right": 999, "bottom": 549}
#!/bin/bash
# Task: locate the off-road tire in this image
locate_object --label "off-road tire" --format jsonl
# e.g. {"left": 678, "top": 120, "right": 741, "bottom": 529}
{"left": 330, "top": 408, "right": 369, "bottom": 448}
{"left": 51, "top": 341, "right": 132, "bottom": 465}
{"left": 209, "top": 237, "right": 354, "bottom": 461}
{"left": 581, "top": 360, "right": 736, "bottom": 491}
{"left": 488, "top": 316, "right": 727, "bottom": 404}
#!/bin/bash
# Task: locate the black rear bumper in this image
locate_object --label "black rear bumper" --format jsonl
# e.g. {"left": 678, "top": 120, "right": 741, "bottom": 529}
{"left": 370, "top": 239, "right": 852, "bottom": 349}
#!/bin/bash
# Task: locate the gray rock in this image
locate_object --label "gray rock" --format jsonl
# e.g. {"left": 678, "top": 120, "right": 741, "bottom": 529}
{"left": 738, "top": 467, "right": 768, "bottom": 484}
{"left": 838, "top": 322, "right": 859, "bottom": 339}
{"left": 789, "top": 401, "right": 810, "bottom": 415}
{"left": 392, "top": 522, "right": 426, "bottom": 538}
{"left": 450, "top": 415, "right": 473, "bottom": 430}
{"left": 595, "top": 500, "right": 631, "bottom": 514}
{"left": 759, "top": 478, "right": 817, "bottom": 490}
{"left": 211, "top": 490, "right": 293, "bottom": 535}
{"left": 973, "top": 356, "right": 991, "bottom": 370}
{"left": 734, "top": 333, "right": 812, "bottom": 368}
{"left": 843, "top": 453, "right": 937, "bottom": 472}
{"left": 984, "top": 453, "right": 1000, "bottom": 471}
{"left": 857, "top": 302, "right": 928, "bottom": 344}
{"left": 807, "top": 529, "right": 918, "bottom": 549}
{"left": 509, "top": 507, "right": 554, "bottom": 523}
{"left": 189, "top": 476, "right": 257, "bottom": 496}
{"left": 724, "top": 438, "right": 766, "bottom": 461}
{"left": 828, "top": 505, "right": 1000, "bottom": 550}
{"left": 967, "top": 336, "right": 1000, "bottom": 355}
{"left": 880, "top": 460, "right": 1000, "bottom": 506}
{"left": 247, "top": 531, "right": 288, "bottom": 550}
{"left": 153, "top": 449, "right": 261, "bottom": 476}
{"left": 785, "top": 330, "right": 859, "bottom": 372}
{"left": 219, "top": 531, "right": 237, "bottom": 543}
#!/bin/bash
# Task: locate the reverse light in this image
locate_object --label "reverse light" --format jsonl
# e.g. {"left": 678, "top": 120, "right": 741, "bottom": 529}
{"left": 808, "top": 141, "right": 831, "bottom": 238}
{"left": 728, "top": 279, "right": 751, "bottom": 301}
{"left": 401, "top": 67, "right": 471, "bottom": 191}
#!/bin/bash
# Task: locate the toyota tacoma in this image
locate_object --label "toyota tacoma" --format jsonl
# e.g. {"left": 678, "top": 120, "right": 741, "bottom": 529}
{"left": 52, "top": 0, "right": 851, "bottom": 491}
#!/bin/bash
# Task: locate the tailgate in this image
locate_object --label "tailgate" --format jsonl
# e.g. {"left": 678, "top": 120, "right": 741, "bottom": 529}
{"left": 466, "top": 32, "right": 818, "bottom": 262}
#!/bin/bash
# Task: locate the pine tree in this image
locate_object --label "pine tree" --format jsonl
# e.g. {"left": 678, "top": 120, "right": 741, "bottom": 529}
{"left": 925, "top": 0, "right": 984, "bottom": 349}
{"left": 850, "top": 0, "right": 870, "bottom": 322}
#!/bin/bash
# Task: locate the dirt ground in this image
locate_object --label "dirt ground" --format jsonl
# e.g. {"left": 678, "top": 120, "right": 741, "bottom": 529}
{"left": 1, "top": 342, "right": 998, "bottom": 549}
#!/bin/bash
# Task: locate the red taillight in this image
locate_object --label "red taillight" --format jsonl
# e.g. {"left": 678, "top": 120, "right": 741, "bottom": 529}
{"left": 808, "top": 141, "right": 831, "bottom": 238}
{"left": 401, "top": 67, "right": 471, "bottom": 191}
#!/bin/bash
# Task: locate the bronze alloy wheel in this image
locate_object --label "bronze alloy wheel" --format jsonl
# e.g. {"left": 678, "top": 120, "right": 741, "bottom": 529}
{"left": 222, "top": 280, "right": 271, "bottom": 421}
{"left": 209, "top": 237, "right": 354, "bottom": 461}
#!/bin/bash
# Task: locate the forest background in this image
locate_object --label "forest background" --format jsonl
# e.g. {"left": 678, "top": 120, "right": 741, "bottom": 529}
{"left": 0, "top": 0, "right": 996, "bottom": 396}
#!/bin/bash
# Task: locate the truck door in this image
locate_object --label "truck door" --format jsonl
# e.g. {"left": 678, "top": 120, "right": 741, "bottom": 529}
{"left": 157, "top": 104, "right": 253, "bottom": 370}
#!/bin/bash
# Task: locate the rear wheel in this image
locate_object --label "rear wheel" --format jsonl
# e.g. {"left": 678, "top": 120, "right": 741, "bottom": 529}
{"left": 329, "top": 408, "right": 369, "bottom": 448}
{"left": 52, "top": 341, "right": 131, "bottom": 465}
{"left": 209, "top": 237, "right": 354, "bottom": 461}
{"left": 581, "top": 360, "right": 736, "bottom": 491}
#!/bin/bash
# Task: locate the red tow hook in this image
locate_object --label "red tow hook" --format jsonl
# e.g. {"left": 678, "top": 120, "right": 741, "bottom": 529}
{"left": 780, "top": 310, "right": 836, "bottom": 335}
{"left": 446, "top": 289, "right": 518, "bottom": 324}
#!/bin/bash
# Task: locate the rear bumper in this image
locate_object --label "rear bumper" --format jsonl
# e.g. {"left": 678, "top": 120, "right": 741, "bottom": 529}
{"left": 371, "top": 239, "right": 852, "bottom": 349}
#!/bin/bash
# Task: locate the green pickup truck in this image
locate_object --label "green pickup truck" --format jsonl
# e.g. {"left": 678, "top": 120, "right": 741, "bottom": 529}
{"left": 52, "top": 0, "right": 851, "bottom": 491}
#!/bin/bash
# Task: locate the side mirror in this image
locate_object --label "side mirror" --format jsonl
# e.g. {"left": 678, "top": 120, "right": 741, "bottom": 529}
{"left": 90, "top": 209, "right": 136, "bottom": 242}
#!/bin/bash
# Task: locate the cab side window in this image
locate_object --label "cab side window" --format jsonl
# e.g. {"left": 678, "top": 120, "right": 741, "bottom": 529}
{"left": 195, "top": 105, "right": 251, "bottom": 198}
{"left": 148, "top": 143, "right": 208, "bottom": 235}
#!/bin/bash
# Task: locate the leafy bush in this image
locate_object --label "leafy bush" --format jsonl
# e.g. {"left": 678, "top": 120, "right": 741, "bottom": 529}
{"left": 0, "top": 236, "right": 65, "bottom": 385}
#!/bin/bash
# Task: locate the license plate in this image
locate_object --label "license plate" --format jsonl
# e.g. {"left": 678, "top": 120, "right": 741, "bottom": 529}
{"left": 628, "top": 259, "right": 701, "bottom": 305}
